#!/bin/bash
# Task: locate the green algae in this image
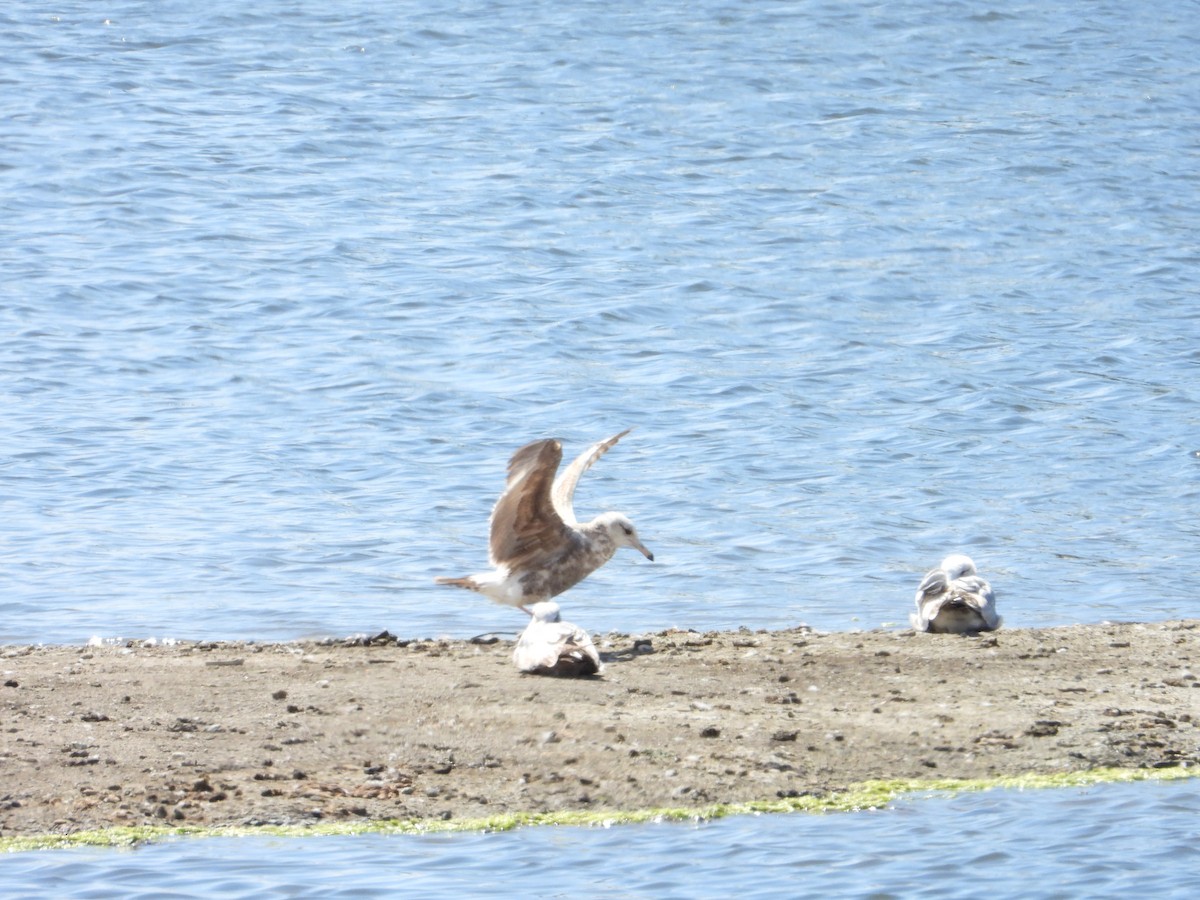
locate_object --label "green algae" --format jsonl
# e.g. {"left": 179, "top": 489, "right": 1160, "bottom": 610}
{"left": 3, "top": 766, "right": 1192, "bottom": 853}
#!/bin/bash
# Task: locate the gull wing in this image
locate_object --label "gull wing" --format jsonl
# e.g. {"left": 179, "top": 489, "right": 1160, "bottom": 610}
{"left": 514, "top": 620, "right": 602, "bottom": 675}
{"left": 914, "top": 567, "right": 949, "bottom": 605}
{"left": 911, "top": 598, "right": 944, "bottom": 631}
{"left": 953, "top": 575, "right": 995, "bottom": 607}
{"left": 513, "top": 621, "right": 559, "bottom": 671}
{"left": 551, "top": 429, "right": 631, "bottom": 527}
{"left": 914, "top": 573, "right": 1001, "bottom": 633}
{"left": 488, "top": 438, "right": 574, "bottom": 568}
{"left": 952, "top": 575, "right": 1001, "bottom": 629}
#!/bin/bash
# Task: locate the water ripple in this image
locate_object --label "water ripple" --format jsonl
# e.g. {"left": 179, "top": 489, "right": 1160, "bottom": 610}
{"left": 1, "top": 0, "right": 1198, "bottom": 649}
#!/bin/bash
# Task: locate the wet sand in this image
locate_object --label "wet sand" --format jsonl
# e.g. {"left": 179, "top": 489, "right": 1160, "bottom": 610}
{"left": 1, "top": 620, "right": 1197, "bottom": 842}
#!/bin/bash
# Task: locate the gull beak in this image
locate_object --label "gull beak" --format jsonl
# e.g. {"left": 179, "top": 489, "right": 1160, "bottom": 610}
{"left": 635, "top": 540, "right": 654, "bottom": 562}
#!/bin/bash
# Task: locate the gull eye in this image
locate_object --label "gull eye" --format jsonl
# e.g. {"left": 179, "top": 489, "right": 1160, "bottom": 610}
{"left": 622, "top": 525, "right": 633, "bottom": 536}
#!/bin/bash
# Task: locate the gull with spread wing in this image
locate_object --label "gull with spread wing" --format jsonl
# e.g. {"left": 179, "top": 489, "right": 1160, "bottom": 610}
{"left": 435, "top": 430, "right": 653, "bottom": 613}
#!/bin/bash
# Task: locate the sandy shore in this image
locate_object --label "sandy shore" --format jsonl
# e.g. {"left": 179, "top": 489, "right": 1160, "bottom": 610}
{"left": 2, "top": 620, "right": 1197, "bottom": 844}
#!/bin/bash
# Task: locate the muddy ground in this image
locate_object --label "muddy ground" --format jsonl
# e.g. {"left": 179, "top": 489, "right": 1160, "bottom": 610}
{"left": 2, "top": 620, "right": 1197, "bottom": 838}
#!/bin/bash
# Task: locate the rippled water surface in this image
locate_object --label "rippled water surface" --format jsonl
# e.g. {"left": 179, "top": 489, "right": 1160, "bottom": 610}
{"left": 2, "top": 0, "right": 1198, "bottom": 893}
{"left": 3, "top": 0, "right": 1197, "bottom": 645}
{"left": 2, "top": 778, "right": 1199, "bottom": 898}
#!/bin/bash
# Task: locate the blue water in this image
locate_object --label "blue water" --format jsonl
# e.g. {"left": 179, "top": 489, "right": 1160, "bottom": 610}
{"left": 2, "top": 779, "right": 1198, "bottom": 898}
{"left": 2, "top": 0, "right": 1198, "bottom": 893}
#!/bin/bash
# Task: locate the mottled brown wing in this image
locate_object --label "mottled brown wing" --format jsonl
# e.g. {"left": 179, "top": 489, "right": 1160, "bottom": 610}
{"left": 551, "top": 429, "right": 631, "bottom": 526}
{"left": 488, "top": 439, "right": 575, "bottom": 568}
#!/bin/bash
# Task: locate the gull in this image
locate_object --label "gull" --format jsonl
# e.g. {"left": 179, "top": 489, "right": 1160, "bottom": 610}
{"left": 435, "top": 430, "right": 653, "bottom": 612}
{"left": 911, "top": 554, "right": 1002, "bottom": 634}
{"left": 512, "top": 601, "right": 602, "bottom": 677}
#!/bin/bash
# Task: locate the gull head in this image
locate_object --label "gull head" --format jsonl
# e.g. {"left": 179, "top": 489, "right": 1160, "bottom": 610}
{"left": 940, "top": 554, "right": 977, "bottom": 580}
{"left": 599, "top": 512, "right": 654, "bottom": 561}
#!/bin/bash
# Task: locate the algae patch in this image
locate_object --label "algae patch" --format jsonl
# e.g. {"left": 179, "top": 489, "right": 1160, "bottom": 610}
{"left": 2, "top": 766, "right": 1192, "bottom": 854}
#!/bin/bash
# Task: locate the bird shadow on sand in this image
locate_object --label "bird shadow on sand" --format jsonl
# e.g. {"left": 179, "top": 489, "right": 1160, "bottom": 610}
{"left": 599, "top": 638, "right": 655, "bottom": 664}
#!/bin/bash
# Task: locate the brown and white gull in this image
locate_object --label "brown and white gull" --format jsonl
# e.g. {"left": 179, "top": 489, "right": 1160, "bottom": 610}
{"left": 911, "top": 553, "right": 1002, "bottom": 634}
{"left": 435, "top": 430, "right": 653, "bottom": 613}
{"left": 512, "top": 601, "right": 602, "bottom": 677}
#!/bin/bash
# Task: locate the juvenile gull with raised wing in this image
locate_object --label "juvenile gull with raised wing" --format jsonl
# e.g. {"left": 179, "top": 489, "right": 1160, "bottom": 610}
{"left": 435, "top": 430, "right": 653, "bottom": 613}
{"left": 513, "top": 601, "right": 602, "bottom": 677}
{"left": 911, "top": 553, "right": 1002, "bottom": 634}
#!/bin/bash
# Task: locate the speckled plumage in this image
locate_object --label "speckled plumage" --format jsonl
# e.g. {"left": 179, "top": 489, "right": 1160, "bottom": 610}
{"left": 435, "top": 431, "right": 653, "bottom": 612}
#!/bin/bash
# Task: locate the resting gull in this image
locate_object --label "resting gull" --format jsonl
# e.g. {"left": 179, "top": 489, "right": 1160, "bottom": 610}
{"left": 513, "top": 601, "right": 602, "bottom": 677}
{"left": 911, "top": 553, "right": 1002, "bottom": 634}
{"left": 435, "top": 429, "right": 653, "bottom": 612}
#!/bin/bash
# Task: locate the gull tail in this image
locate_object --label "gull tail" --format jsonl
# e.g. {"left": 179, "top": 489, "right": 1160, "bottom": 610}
{"left": 434, "top": 576, "right": 481, "bottom": 592}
